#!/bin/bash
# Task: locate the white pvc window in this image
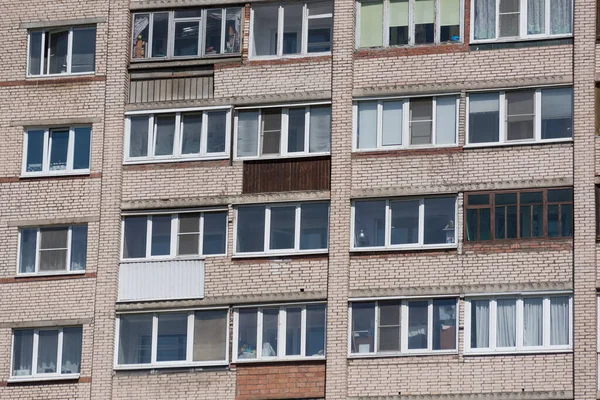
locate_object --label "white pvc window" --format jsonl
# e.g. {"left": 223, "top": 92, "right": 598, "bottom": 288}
{"left": 11, "top": 327, "right": 82, "bottom": 381}
{"left": 354, "top": 96, "right": 458, "bottom": 151}
{"left": 115, "top": 309, "right": 229, "bottom": 369}
{"left": 233, "top": 303, "right": 327, "bottom": 362}
{"left": 464, "top": 295, "right": 572, "bottom": 354}
{"left": 125, "top": 108, "right": 231, "bottom": 163}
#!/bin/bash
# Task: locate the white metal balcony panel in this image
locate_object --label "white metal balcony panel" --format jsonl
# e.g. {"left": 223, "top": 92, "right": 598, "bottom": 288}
{"left": 118, "top": 259, "right": 205, "bottom": 302}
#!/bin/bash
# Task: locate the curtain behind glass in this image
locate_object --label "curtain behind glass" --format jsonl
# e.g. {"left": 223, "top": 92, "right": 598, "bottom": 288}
{"left": 471, "top": 300, "right": 489, "bottom": 348}
{"left": 12, "top": 330, "right": 33, "bottom": 376}
{"left": 496, "top": 299, "right": 516, "bottom": 347}
{"left": 474, "top": 0, "right": 496, "bottom": 39}
{"left": 527, "top": 0, "right": 545, "bottom": 34}
{"left": 523, "top": 298, "right": 543, "bottom": 346}
{"left": 550, "top": 297, "right": 569, "bottom": 345}
{"left": 550, "top": 0, "right": 572, "bottom": 34}
{"left": 61, "top": 327, "right": 82, "bottom": 374}
{"left": 360, "top": 1, "right": 384, "bottom": 47}
{"left": 309, "top": 106, "right": 331, "bottom": 153}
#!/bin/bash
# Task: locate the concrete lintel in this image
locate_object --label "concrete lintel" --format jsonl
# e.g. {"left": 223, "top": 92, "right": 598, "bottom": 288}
{"left": 0, "top": 317, "right": 93, "bottom": 329}
{"left": 10, "top": 117, "right": 102, "bottom": 127}
{"left": 7, "top": 215, "right": 100, "bottom": 228}
{"left": 20, "top": 17, "right": 107, "bottom": 29}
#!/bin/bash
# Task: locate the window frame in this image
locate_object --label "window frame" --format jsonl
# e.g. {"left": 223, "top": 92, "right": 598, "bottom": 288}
{"left": 469, "top": 0, "right": 573, "bottom": 44}
{"left": 113, "top": 308, "right": 230, "bottom": 370}
{"left": 232, "top": 302, "right": 327, "bottom": 362}
{"left": 10, "top": 326, "right": 82, "bottom": 382}
{"left": 352, "top": 95, "right": 460, "bottom": 151}
{"left": 347, "top": 297, "right": 459, "bottom": 357}
{"left": 464, "top": 293, "right": 573, "bottom": 355}
{"left": 464, "top": 187, "right": 573, "bottom": 242}
{"left": 465, "top": 87, "right": 573, "bottom": 147}
{"left": 350, "top": 195, "right": 458, "bottom": 251}
{"left": 131, "top": 8, "right": 243, "bottom": 61}
{"left": 124, "top": 106, "right": 232, "bottom": 164}
{"left": 249, "top": 2, "right": 333, "bottom": 60}
{"left": 234, "top": 102, "right": 332, "bottom": 160}
{"left": 233, "top": 201, "right": 330, "bottom": 257}
{"left": 120, "top": 209, "right": 228, "bottom": 262}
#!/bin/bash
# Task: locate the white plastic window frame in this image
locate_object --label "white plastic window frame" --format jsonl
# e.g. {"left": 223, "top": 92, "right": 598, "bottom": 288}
{"left": 21, "top": 126, "right": 92, "bottom": 177}
{"left": 233, "top": 102, "right": 332, "bottom": 160}
{"left": 355, "top": 0, "right": 465, "bottom": 48}
{"left": 347, "top": 297, "right": 459, "bottom": 357}
{"left": 469, "top": 0, "right": 573, "bottom": 44}
{"left": 465, "top": 87, "right": 574, "bottom": 147}
{"left": 352, "top": 95, "right": 459, "bottom": 151}
{"left": 124, "top": 106, "right": 232, "bottom": 164}
{"left": 131, "top": 8, "right": 242, "bottom": 60}
{"left": 27, "top": 26, "right": 96, "bottom": 77}
{"left": 232, "top": 302, "right": 327, "bottom": 362}
{"left": 17, "top": 225, "right": 87, "bottom": 276}
{"left": 233, "top": 202, "right": 330, "bottom": 257}
{"left": 9, "top": 327, "right": 82, "bottom": 382}
{"left": 120, "top": 210, "right": 228, "bottom": 262}
{"left": 249, "top": 1, "right": 333, "bottom": 59}
{"left": 464, "top": 294, "right": 573, "bottom": 355}
{"left": 350, "top": 195, "right": 458, "bottom": 251}
{"left": 113, "top": 308, "right": 230, "bottom": 370}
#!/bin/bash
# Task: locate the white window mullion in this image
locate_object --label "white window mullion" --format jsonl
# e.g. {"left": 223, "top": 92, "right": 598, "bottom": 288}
{"left": 146, "top": 217, "right": 153, "bottom": 258}
{"left": 400, "top": 301, "right": 409, "bottom": 352}
{"left": 148, "top": 115, "right": 155, "bottom": 158}
{"left": 278, "top": 308, "right": 285, "bottom": 358}
{"left": 304, "top": 107, "right": 311, "bottom": 154}
{"left": 174, "top": 113, "right": 182, "bottom": 157}
{"left": 489, "top": 299, "right": 497, "bottom": 351}
{"left": 301, "top": 4, "right": 309, "bottom": 54}
{"left": 200, "top": 111, "right": 209, "bottom": 156}
{"left": 431, "top": 98, "right": 437, "bottom": 145}
{"left": 66, "top": 29, "right": 73, "bottom": 73}
{"left": 384, "top": 200, "right": 391, "bottom": 248}
{"left": 294, "top": 205, "right": 302, "bottom": 251}
{"left": 43, "top": 130, "right": 50, "bottom": 172}
{"left": 35, "top": 229, "right": 41, "bottom": 273}
{"left": 499, "top": 92, "right": 507, "bottom": 144}
{"left": 66, "top": 128, "right": 75, "bottom": 171}
{"left": 427, "top": 300, "right": 434, "bottom": 350}
{"left": 186, "top": 312, "right": 194, "bottom": 363}
{"left": 376, "top": 102, "right": 383, "bottom": 149}
{"left": 383, "top": 0, "right": 390, "bottom": 47}
{"left": 56, "top": 329, "right": 64, "bottom": 374}
{"left": 534, "top": 90, "right": 542, "bottom": 142}
{"left": 148, "top": 14, "right": 155, "bottom": 58}
{"left": 418, "top": 199, "right": 425, "bottom": 245}
{"left": 281, "top": 109, "right": 289, "bottom": 156}
{"left": 568, "top": 296, "right": 573, "bottom": 346}
{"left": 464, "top": 300, "right": 472, "bottom": 352}
{"left": 434, "top": 0, "right": 440, "bottom": 44}
{"left": 66, "top": 227, "right": 73, "bottom": 272}
{"left": 373, "top": 302, "right": 380, "bottom": 353}
{"left": 519, "top": 0, "right": 527, "bottom": 38}
{"left": 170, "top": 215, "right": 177, "bottom": 257}
{"left": 264, "top": 207, "right": 271, "bottom": 252}
{"left": 402, "top": 100, "right": 410, "bottom": 148}
{"left": 495, "top": 0, "right": 500, "bottom": 39}
{"left": 151, "top": 314, "right": 158, "bottom": 364}
{"left": 516, "top": 298, "right": 524, "bottom": 349}
{"left": 198, "top": 213, "right": 205, "bottom": 256}
{"left": 257, "top": 309, "right": 264, "bottom": 359}
{"left": 301, "top": 306, "right": 307, "bottom": 357}
{"left": 32, "top": 331, "right": 40, "bottom": 375}
{"left": 220, "top": 9, "right": 227, "bottom": 53}
{"left": 409, "top": 0, "right": 415, "bottom": 45}
{"left": 543, "top": 297, "right": 551, "bottom": 347}
{"left": 277, "top": 6, "right": 285, "bottom": 56}
{"left": 39, "top": 32, "right": 46, "bottom": 75}
{"left": 545, "top": 0, "right": 551, "bottom": 36}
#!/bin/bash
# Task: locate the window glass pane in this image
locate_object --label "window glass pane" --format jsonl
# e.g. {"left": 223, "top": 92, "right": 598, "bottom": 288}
{"left": 237, "top": 206, "right": 265, "bottom": 253}
{"left": 480, "top": 208, "right": 491, "bottom": 240}
{"left": 360, "top": 1, "right": 384, "bottom": 47}
{"left": 205, "top": 9, "right": 223, "bottom": 55}
{"left": 548, "top": 188, "right": 572, "bottom": 202}
{"left": 132, "top": 14, "right": 150, "bottom": 58}
{"left": 469, "top": 93, "right": 500, "bottom": 143}
{"left": 470, "top": 299, "right": 490, "bottom": 348}
{"left": 270, "top": 206, "right": 296, "bottom": 250}
{"left": 39, "top": 227, "right": 68, "bottom": 271}
{"left": 378, "top": 301, "right": 401, "bottom": 352}
{"left": 541, "top": 88, "right": 573, "bottom": 139}
{"left": 225, "top": 9, "right": 242, "bottom": 53}
{"left": 468, "top": 194, "right": 490, "bottom": 205}
{"left": 382, "top": 101, "right": 402, "bottom": 146}
{"left": 29, "top": 32, "right": 42, "bottom": 75}
{"left": 157, "top": 313, "right": 188, "bottom": 362}
{"left": 407, "top": 301, "right": 428, "bottom": 350}
{"left": 123, "top": 216, "right": 147, "bottom": 258}
{"left": 237, "top": 309, "right": 258, "bottom": 359}
{"left": 175, "top": 9, "right": 202, "bottom": 18}
{"left": 286, "top": 307, "right": 302, "bottom": 356}
{"left": 154, "top": 115, "right": 176, "bottom": 156}
{"left": 527, "top": 0, "right": 545, "bottom": 34}
{"left": 262, "top": 309, "right": 279, "bottom": 357}
{"left": 310, "top": 2, "right": 333, "bottom": 15}
{"left": 151, "top": 215, "right": 171, "bottom": 256}
{"left": 550, "top": 296, "right": 569, "bottom": 345}
{"left": 178, "top": 214, "right": 200, "bottom": 256}
{"left": 49, "top": 130, "right": 69, "bottom": 171}
{"left": 70, "top": 225, "right": 87, "bottom": 271}
{"left": 424, "top": 197, "right": 455, "bottom": 244}
{"left": 414, "top": 0, "right": 434, "bottom": 44}
{"left": 436, "top": 97, "right": 457, "bottom": 145}
{"left": 47, "top": 30, "right": 68, "bottom": 74}
{"left": 354, "top": 200, "right": 386, "bottom": 247}
{"left": 357, "top": 102, "right": 378, "bottom": 149}
{"left": 151, "top": 13, "right": 169, "bottom": 57}
{"left": 390, "top": 200, "right": 419, "bottom": 245}
{"left": 237, "top": 111, "right": 259, "bottom": 157}
{"left": 440, "top": 0, "right": 461, "bottom": 41}
{"left": 474, "top": 0, "right": 496, "bottom": 39}
{"left": 506, "top": 90, "right": 535, "bottom": 141}
{"left": 40, "top": 227, "right": 68, "bottom": 249}
{"left": 12, "top": 330, "right": 33, "bottom": 376}
{"left": 389, "top": 0, "right": 409, "bottom": 45}
{"left": 37, "top": 330, "right": 59, "bottom": 374}
{"left": 410, "top": 98, "right": 433, "bottom": 145}
{"left": 71, "top": 27, "right": 96, "bottom": 73}
{"left": 550, "top": 0, "right": 572, "bottom": 34}
{"left": 548, "top": 204, "right": 559, "bottom": 237}
{"left": 466, "top": 209, "right": 478, "bottom": 242}
{"left": 560, "top": 204, "right": 573, "bottom": 237}
{"left": 499, "top": 0, "right": 520, "bottom": 37}
{"left": 181, "top": 113, "right": 202, "bottom": 155}
{"left": 203, "top": 212, "right": 227, "bottom": 255}
{"left": 73, "top": 127, "right": 91, "bottom": 170}
{"left": 520, "top": 205, "right": 532, "bottom": 238}
{"left": 174, "top": 21, "right": 200, "bottom": 57}
{"left": 306, "top": 305, "right": 326, "bottom": 356}
{"left": 261, "top": 109, "right": 282, "bottom": 155}
{"left": 253, "top": 5, "right": 279, "bottom": 56}
{"left": 288, "top": 108, "right": 306, "bottom": 153}
{"left": 523, "top": 298, "right": 543, "bottom": 346}
{"left": 194, "top": 309, "right": 228, "bottom": 361}
{"left": 19, "top": 229, "right": 37, "bottom": 274}
{"left": 118, "top": 314, "right": 152, "bottom": 364}
{"left": 309, "top": 106, "right": 331, "bottom": 153}
{"left": 351, "top": 302, "right": 375, "bottom": 353}
{"left": 129, "top": 116, "right": 149, "bottom": 158}
{"left": 496, "top": 299, "right": 516, "bottom": 347}
{"left": 308, "top": 17, "right": 332, "bottom": 53}
{"left": 61, "top": 327, "right": 82, "bottom": 374}
{"left": 300, "top": 203, "right": 329, "bottom": 250}
{"left": 433, "top": 299, "right": 456, "bottom": 350}
{"left": 26, "top": 130, "right": 44, "bottom": 172}
{"left": 207, "top": 111, "right": 227, "bottom": 153}
{"left": 282, "top": 4, "right": 302, "bottom": 54}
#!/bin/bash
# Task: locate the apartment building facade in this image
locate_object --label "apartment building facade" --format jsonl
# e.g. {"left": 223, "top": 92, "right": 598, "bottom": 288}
{"left": 0, "top": 0, "right": 596, "bottom": 399}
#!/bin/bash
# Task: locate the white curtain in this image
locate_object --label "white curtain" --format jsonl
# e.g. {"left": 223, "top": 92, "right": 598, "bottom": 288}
{"left": 357, "top": 102, "right": 378, "bottom": 149}
{"left": 550, "top": 297, "right": 569, "bottom": 345}
{"left": 435, "top": 97, "right": 457, "bottom": 145}
{"left": 132, "top": 15, "right": 149, "bottom": 48}
{"left": 309, "top": 106, "right": 331, "bottom": 153}
{"left": 382, "top": 101, "right": 403, "bottom": 146}
{"left": 472, "top": 300, "right": 489, "bottom": 348}
{"left": 12, "top": 330, "right": 33, "bottom": 375}
{"left": 527, "top": 0, "right": 545, "bottom": 34}
{"left": 474, "top": 0, "right": 496, "bottom": 40}
{"left": 523, "top": 298, "right": 543, "bottom": 346}
{"left": 496, "top": 299, "right": 516, "bottom": 347}
{"left": 237, "top": 111, "right": 259, "bottom": 157}
{"left": 550, "top": 0, "right": 572, "bottom": 34}
{"left": 61, "top": 327, "right": 82, "bottom": 374}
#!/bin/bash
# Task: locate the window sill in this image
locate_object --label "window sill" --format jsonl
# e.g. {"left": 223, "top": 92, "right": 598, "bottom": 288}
{"left": 8, "top": 374, "right": 80, "bottom": 383}
{"left": 248, "top": 52, "right": 332, "bottom": 62}
{"left": 233, "top": 356, "right": 325, "bottom": 364}
{"left": 15, "top": 271, "right": 86, "bottom": 279}
{"left": 231, "top": 250, "right": 328, "bottom": 259}
{"left": 20, "top": 170, "right": 91, "bottom": 179}
{"left": 350, "top": 244, "right": 457, "bottom": 253}
{"left": 348, "top": 350, "right": 457, "bottom": 359}
{"left": 114, "top": 361, "right": 229, "bottom": 371}
{"left": 464, "top": 348, "right": 572, "bottom": 356}
{"left": 470, "top": 34, "right": 572, "bottom": 46}
{"left": 120, "top": 255, "right": 214, "bottom": 264}
{"left": 123, "top": 155, "right": 229, "bottom": 165}
{"left": 26, "top": 72, "right": 95, "bottom": 79}
{"left": 463, "top": 138, "right": 572, "bottom": 150}
{"left": 235, "top": 152, "right": 331, "bottom": 162}
{"left": 129, "top": 55, "right": 241, "bottom": 70}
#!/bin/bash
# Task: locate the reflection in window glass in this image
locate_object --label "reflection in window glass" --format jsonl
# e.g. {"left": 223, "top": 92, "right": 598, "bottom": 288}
{"left": 300, "top": 203, "right": 329, "bottom": 250}
{"left": 157, "top": 313, "right": 188, "bottom": 362}
{"left": 61, "top": 327, "right": 83, "bottom": 374}
{"left": 73, "top": 127, "right": 92, "bottom": 170}
{"left": 225, "top": 9, "right": 242, "bottom": 53}
{"left": 286, "top": 308, "right": 302, "bottom": 356}
{"left": 205, "top": 10, "right": 223, "bottom": 55}
{"left": 541, "top": 88, "right": 573, "bottom": 140}
{"left": 12, "top": 330, "right": 34, "bottom": 376}
{"left": 47, "top": 30, "right": 69, "bottom": 74}
{"left": 26, "top": 130, "right": 44, "bottom": 172}
{"left": 151, "top": 216, "right": 171, "bottom": 256}
{"left": 203, "top": 212, "right": 227, "bottom": 255}
{"left": 118, "top": 314, "right": 153, "bottom": 364}
{"left": 174, "top": 21, "right": 200, "bottom": 57}
{"left": 423, "top": 197, "right": 455, "bottom": 244}
{"left": 207, "top": 111, "right": 227, "bottom": 153}
{"left": 354, "top": 201, "right": 386, "bottom": 247}
{"left": 351, "top": 302, "right": 375, "bottom": 353}
{"left": 49, "top": 130, "right": 69, "bottom": 171}
{"left": 194, "top": 309, "right": 228, "bottom": 361}
{"left": 181, "top": 114, "right": 202, "bottom": 155}
{"left": 237, "top": 309, "right": 258, "bottom": 359}
{"left": 468, "top": 93, "right": 500, "bottom": 144}
{"left": 433, "top": 299, "right": 456, "bottom": 350}
{"left": 390, "top": 200, "right": 419, "bottom": 245}
{"left": 154, "top": 115, "right": 176, "bottom": 156}
{"left": 236, "top": 206, "right": 266, "bottom": 253}
{"left": 407, "top": 301, "right": 428, "bottom": 349}
{"left": 129, "top": 116, "right": 149, "bottom": 158}
{"left": 29, "top": 32, "right": 42, "bottom": 75}
{"left": 253, "top": 5, "right": 279, "bottom": 56}
{"left": 378, "top": 301, "right": 401, "bottom": 352}
{"left": 151, "top": 13, "right": 169, "bottom": 57}
{"left": 306, "top": 305, "right": 326, "bottom": 356}
{"left": 123, "top": 216, "right": 147, "bottom": 258}
{"left": 71, "top": 27, "right": 96, "bottom": 73}
{"left": 288, "top": 108, "right": 306, "bottom": 153}
{"left": 270, "top": 207, "right": 296, "bottom": 250}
